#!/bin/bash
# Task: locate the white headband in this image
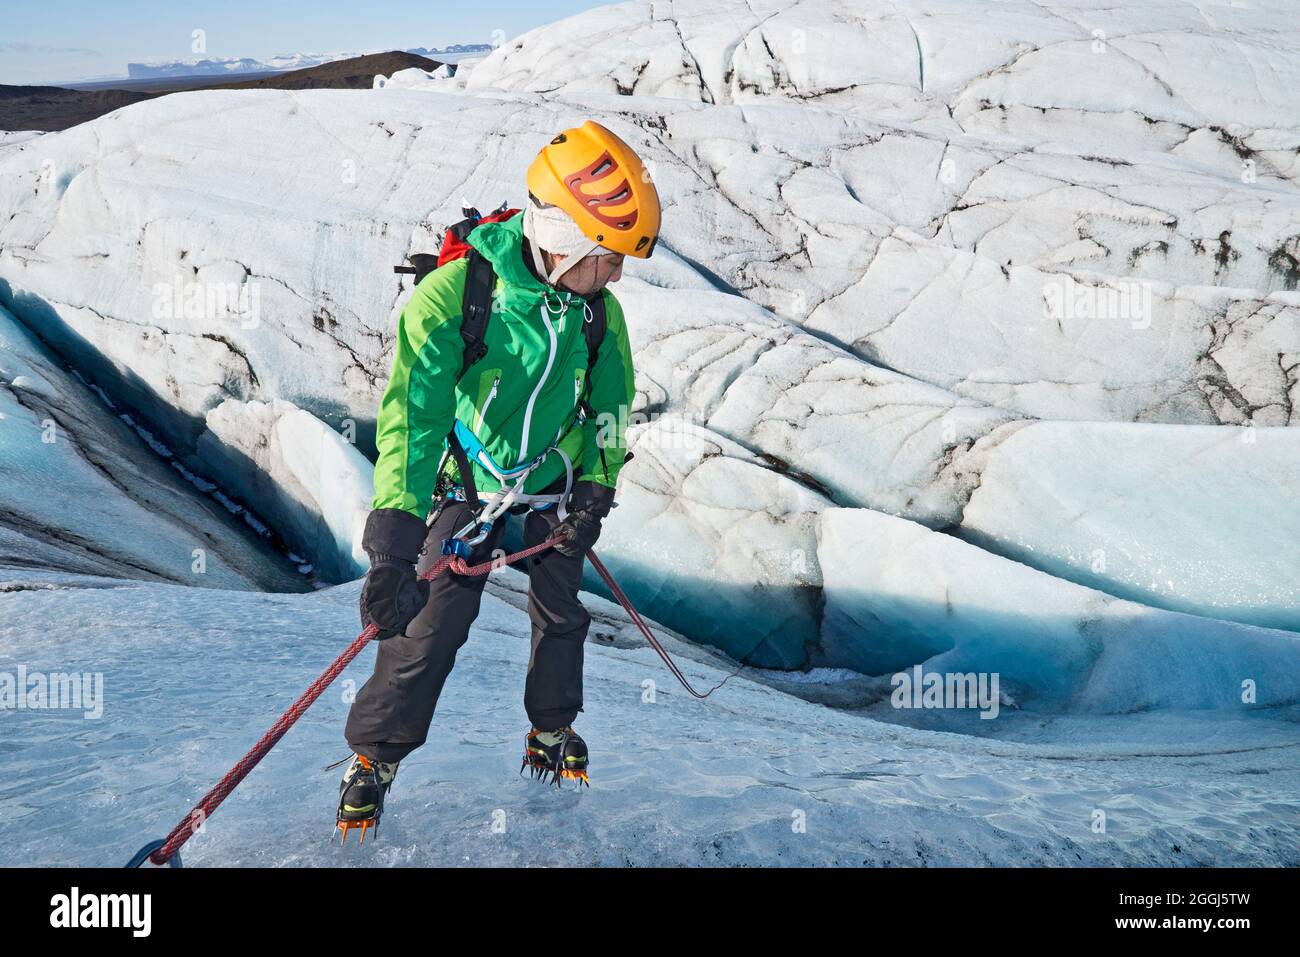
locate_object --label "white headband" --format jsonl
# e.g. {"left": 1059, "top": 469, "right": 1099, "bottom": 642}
{"left": 522, "top": 199, "right": 616, "bottom": 286}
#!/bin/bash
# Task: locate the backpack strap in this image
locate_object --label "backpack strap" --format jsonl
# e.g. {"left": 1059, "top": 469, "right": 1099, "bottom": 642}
{"left": 443, "top": 248, "right": 498, "bottom": 509}
{"left": 393, "top": 253, "right": 441, "bottom": 286}
{"left": 458, "top": 249, "right": 496, "bottom": 381}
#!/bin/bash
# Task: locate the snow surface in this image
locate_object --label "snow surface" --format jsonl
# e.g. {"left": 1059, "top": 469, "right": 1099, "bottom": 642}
{"left": 2, "top": 574, "right": 1296, "bottom": 867}
{"left": 608, "top": 412, "right": 1300, "bottom": 704}
{"left": 0, "top": 132, "right": 43, "bottom": 149}
{"left": 817, "top": 507, "right": 1300, "bottom": 711}
{"left": 471, "top": 0, "right": 1300, "bottom": 426}
{"left": 373, "top": 65, "right": 453, "bottom": 90}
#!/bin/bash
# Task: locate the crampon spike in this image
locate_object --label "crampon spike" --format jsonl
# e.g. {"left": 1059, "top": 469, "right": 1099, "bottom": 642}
{"left": 558, "top": 768, "right": 590, "bottom": 787}
{"left": 336, "top": 817, "right": 378, "bottom": 846}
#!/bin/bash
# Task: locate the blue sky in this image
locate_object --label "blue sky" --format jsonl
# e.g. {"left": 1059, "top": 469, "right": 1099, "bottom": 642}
{"left": 0, "top": 0, "right": 607, "bottom": 85}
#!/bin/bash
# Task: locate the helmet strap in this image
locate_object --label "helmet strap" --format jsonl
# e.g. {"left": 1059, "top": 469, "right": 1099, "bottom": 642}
{"left": 544, "top": 240, "right": 603, "bottom": 287}
{"left": 523, "top": 198, "right": 610, "bottom": 288}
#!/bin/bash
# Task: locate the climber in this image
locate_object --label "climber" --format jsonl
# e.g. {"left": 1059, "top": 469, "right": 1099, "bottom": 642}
{"left": 335, "top": 120, "right": 661, "bottom": 839}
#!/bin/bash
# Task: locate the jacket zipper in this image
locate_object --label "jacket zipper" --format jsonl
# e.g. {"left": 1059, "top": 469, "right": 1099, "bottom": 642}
{"left": 519, "top": 303, "right": 559, "bottom": 460}
{"left": 474, "top": 375, "right": 500, "bottom": 434}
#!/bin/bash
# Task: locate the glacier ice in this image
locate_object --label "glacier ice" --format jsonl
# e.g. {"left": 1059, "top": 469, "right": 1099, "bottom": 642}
{"left": 0, "top": 303, "right": 304, "bottom": 591}
{"left": 200, "top": 398, "right": 373, "bottom": 582}
{"left": 0, "top": 0, "right": 1297, "bottom": 698}
{"left": 818, "top": 507, "right": 1300, "bottom": 711}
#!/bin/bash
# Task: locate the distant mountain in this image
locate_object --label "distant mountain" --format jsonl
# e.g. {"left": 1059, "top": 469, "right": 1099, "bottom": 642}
{"left": 406, "top": 44, "right": 495, "bottom": 61}
{"left": 216, "top": 52, "right": 444, "bottom": 91}
{"left": 3, "top": 52, "right": 447, "bottom": 131}
{"left": 127, "top": 45, "right": 494, "bottom": 80}
{"left": 127, "top": 55, "right": 335, "bottom": 79}
{"left": 0, "top": 84, "right": 155, "bottom": 132}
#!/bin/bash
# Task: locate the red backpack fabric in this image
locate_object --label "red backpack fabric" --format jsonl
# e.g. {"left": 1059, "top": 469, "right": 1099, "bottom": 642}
{"left": 436, "top": 206, "right": 522, "bottom": 267}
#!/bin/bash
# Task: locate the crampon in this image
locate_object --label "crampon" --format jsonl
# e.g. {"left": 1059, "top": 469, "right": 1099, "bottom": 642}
{"left": 521, "top": 727, "right": 590, "bottom": 787}
{"left": 334, "top": 754, "right": 398, "bottom": 845}
{"left": 336, "top": 815, "right": 379, "bottom": 845}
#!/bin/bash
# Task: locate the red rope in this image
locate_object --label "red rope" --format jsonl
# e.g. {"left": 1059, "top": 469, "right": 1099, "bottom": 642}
{"left": 146, "top": 532, "right": 565, "bottom": 865}
{"left": 585, "top": 550, "right": 741, "bottom": 701}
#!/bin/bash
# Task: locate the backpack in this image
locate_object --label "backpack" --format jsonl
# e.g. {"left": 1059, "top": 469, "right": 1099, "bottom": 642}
{"left": 393, "top": 201, "right": 609, "bottom": 506}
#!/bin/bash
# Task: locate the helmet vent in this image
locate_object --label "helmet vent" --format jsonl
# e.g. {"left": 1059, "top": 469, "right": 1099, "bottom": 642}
{"left": 530, "top": 125, "right": 659, "bottom": 254}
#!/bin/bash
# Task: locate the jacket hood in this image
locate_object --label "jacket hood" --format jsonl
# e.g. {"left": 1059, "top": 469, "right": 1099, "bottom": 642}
{"left": 467, "top": 215, "right": 548, "bottom": 303}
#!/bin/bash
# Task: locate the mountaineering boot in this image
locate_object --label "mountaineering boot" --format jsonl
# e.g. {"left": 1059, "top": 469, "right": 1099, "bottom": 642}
{"left": 336, "top": 754, "right": 399, "bottom": 844}
{"left": 522, "top": 727, "right": 589, "bottom": 787}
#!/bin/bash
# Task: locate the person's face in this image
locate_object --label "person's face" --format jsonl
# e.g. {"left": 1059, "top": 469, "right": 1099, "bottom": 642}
{"left": 545, "top": 252, "right": 625, "bottom": 296}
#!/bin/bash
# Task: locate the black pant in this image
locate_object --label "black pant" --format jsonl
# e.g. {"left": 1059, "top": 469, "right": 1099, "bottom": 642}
{"left": 344, "top": 494, "right": 590, "bottom": 764}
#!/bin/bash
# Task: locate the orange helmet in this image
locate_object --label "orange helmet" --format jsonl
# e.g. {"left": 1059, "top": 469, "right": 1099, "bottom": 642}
{"left": 526, "top": 120, "right": 661, "bottom": 258}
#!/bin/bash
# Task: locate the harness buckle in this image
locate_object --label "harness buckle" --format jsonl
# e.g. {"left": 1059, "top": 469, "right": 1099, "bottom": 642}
{"left": 442, "top": 516, "right": 494, "bottom": 558}
{"left": 440, "top": 537, "right": 472, "bottom": 559}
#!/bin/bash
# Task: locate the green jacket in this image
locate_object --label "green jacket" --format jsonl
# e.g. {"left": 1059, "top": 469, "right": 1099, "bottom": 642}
{"left": 371, "top": 215, "right": 636, "bottom": 519}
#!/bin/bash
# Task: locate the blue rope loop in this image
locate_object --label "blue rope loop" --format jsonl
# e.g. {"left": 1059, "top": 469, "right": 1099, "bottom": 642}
{"left": 449, "top": 420, "right": 539, "bottom": 480}
{"left": 125, "top": 839, "right": 183, "bottom": 868}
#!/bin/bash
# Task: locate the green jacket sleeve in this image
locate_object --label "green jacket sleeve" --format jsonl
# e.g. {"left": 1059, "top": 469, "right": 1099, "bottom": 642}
{"left": 579, "top": 290, "right": 636, "bottom": 489}
{"left": 370, "top": 259, "right": 469, "bottom": 518}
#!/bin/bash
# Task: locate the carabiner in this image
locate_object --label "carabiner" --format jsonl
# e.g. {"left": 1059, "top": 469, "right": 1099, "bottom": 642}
{"left": 441, "top": 517, "right": 494, "bottom": 558}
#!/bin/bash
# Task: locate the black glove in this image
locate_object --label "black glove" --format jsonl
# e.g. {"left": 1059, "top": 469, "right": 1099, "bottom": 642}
{"left": 554, "top": 481, "right": 616, "bottom": 559}
{"left": 359, "top": 508, "right": 431, "bottom": 639}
